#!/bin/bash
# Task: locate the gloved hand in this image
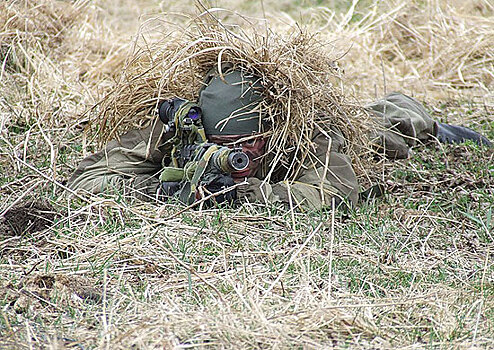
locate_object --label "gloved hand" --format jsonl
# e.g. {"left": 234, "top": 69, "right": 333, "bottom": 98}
{"left": 158, "top": 174, "right": 237, "bottom": 206}
{"left": 236, "top": 177, "right": 273, "bottom": 203}
{"left": 159, "top": 181, "right": 181, "bottom": 197}
{"left": 202, "top": 174, "right": 237, "bottom": 205}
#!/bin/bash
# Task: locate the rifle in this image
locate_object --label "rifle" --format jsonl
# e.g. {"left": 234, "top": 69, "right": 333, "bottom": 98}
{"left": 158, "top": 98, "right": 249, "bottom": 205}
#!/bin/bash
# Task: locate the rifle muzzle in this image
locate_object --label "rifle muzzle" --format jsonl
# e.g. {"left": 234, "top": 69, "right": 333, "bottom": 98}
{"left": 212, "top": 148, "right": 249, "bottom": 173}
{"left": 227, "top": 151, "right": 249, "bottom": 171}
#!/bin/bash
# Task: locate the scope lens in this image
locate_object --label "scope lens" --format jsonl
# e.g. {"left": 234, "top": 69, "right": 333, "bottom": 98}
{"left": 187, "top": 107, "right": 201, "bottom": 120}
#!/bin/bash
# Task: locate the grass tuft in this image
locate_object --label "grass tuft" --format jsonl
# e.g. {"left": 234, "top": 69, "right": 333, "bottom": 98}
{"left": 0, "top": 0, "right": 493, "bottom": 348}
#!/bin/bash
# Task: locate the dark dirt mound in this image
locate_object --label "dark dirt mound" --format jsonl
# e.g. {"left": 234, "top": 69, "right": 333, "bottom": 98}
{"left": 1, "top": 200, "right": 57, "bottom": 237}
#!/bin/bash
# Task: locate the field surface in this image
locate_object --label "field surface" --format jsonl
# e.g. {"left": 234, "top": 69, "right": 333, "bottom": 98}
{"left": 1, "top": 0, "right": 493, "bottom": 348}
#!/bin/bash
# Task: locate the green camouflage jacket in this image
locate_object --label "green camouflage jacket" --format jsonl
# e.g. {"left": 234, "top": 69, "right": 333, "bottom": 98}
{"left": 68, "top": 92, "right": 437, "bottom": 210}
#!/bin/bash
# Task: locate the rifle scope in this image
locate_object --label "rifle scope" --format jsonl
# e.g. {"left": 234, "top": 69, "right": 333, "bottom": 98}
{"left": 158, "top": 98, "right": 202, "bottom": 126}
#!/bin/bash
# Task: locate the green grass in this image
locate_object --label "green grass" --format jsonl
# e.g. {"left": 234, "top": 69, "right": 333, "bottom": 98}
{"left": 1, "top": 0, "right": 494, "bottom": 348}
{"left": 1, "top": 101, "right": 493, "bottom": 349}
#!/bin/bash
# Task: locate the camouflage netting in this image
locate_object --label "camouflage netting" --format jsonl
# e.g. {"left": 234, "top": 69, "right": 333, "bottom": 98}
{"left": 93, "top": 8, "right": 376, "bottom": 181}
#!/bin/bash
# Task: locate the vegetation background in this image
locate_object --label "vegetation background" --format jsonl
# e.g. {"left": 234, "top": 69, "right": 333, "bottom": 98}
{"left": 0, "top": 0, "right": 493, "bottom": 348}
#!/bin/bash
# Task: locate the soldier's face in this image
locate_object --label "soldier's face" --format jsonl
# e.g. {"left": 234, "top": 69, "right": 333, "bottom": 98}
{"left": 207, "top": 134, "right": 267, "bottom": 180}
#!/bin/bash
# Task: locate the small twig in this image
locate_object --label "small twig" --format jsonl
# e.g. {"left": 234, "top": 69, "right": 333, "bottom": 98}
{"left": 380, "top": 56, "right": 387, "bottom": 96}
{"left": 1, "top": 310, "right": 12, "bottom": 335}
{"left": 327, "top": 197, "right": 336, "bottom": 299}
{"left": 20, "top": 289, "right": 64, "bottom": 312}
{"left": 23, "top": 260, "right": 43, "bottom": 278}
{"left": 13, "top": 155, "right": 90, "bottom": 203}
{"left": 319, "top": 132, "right": 333, "bottom": 204}
{"left": 36, "top": 117, "right": 57, "bottom": 180}
{"left": 0, "top": 181, "right": 40, "bottom": 218}
{"left": 100, "top": 269, "right": 111, "bottom": 350}
{"left": 474, "top": 244, "right": 490, "bottom": 343}
{"left": 286, "top": 181, "right": 296, "bottom": 232}
{"left": 267, "top": 296, "right": 432, "bottom": 320}
{"left": 25, "top": 320, "right": 34, "bottom": 350}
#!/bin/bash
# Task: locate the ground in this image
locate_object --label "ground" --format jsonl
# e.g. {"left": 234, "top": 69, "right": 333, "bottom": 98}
{"left": 0, "top": 0, "right": 493, "bottom": 349}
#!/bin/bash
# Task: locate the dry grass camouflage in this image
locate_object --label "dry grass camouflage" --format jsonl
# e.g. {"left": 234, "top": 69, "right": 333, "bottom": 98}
{"left": 0, "top": 0, "right": 493, "bottom": 348}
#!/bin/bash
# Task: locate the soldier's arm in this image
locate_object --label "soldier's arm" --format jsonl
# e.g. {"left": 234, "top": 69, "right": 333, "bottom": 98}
{"left": 270, "top": 129, "right": 359, "bottom": 210}
{"left": 68, "top": 123, "right": 168, "bottom": 201}
{"left": 365, "top": 92, "right": 438, "bottom": 159}
{"left": 238, "top": 129, "right": 359, "bottom": 210}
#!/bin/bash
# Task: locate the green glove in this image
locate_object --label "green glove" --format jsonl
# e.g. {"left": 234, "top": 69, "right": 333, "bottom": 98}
{"left": 236, "top": 177, "right": 274, "bottom": 203}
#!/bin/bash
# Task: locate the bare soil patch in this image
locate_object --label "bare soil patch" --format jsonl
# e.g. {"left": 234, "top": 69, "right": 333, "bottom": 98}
{"left": 1, "top": 201, "right": 57, "bottom": 237}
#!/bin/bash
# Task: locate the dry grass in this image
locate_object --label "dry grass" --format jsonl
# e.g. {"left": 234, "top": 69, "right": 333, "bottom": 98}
{"left": 1, "top": 0, "right": 493, "bottom": 349}
{"left": 1, "top": 168, "right": 493, "bottom": 348}
{"left": 94, "top": 6, "right": 375, "bottom": 183}
{"left": 324, "top": 0, "right": 494, "bottom": 103}
{"left": 0, "top": 0, "right": 134, "bottom": 132}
